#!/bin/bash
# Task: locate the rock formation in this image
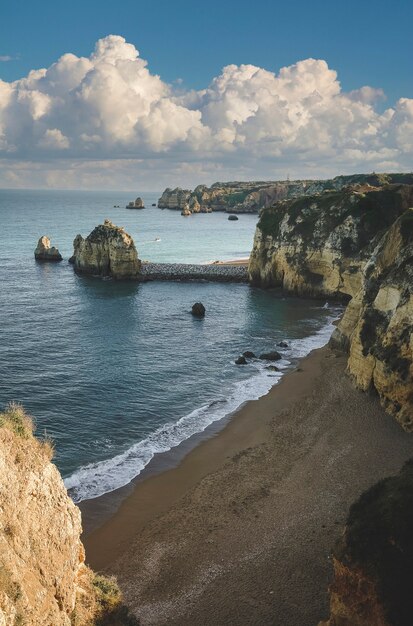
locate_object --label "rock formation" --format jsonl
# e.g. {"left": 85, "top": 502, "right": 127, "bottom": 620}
{"left": 158, "top": 174, "right": 413, "bottom": 216}
{"left": 249, "top": 183, "right": 413, "bottom": 430}
{"left": 320, "top": 459, "right": 413, "bottom": 626}
{"left": 191, "top": 302, "right": 205, "bottom": 317}
{"left": 0, "top": 403, "right": 136, "bottom": 626}
{"left": 71, "top": 219, "right": 141, "bottom": 279}
{"left": 34, "top": 236, "right": 62, "bottom": 261}
{"left": 126, "top": 197, "right": 144, "bottom": 209}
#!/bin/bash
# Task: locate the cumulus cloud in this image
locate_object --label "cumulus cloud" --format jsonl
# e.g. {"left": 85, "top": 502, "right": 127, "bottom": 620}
{"left": 0, "top": 35, "right": 412, "bottom": 188}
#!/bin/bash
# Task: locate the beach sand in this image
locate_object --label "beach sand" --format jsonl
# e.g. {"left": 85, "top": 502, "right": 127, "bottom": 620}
{"left": 83, "top": 346, "right": 413, "bottom": 626}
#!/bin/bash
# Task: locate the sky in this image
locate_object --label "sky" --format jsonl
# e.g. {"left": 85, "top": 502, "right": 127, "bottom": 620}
{"left": 0, "top": 0, "right": 412, "bottom": 190}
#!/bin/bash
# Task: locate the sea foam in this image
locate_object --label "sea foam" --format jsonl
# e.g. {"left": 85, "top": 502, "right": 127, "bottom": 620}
{"left": 64, "top": 309, "right": 340, "bottom": 503}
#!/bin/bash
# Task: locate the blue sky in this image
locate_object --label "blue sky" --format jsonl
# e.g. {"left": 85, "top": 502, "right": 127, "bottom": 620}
{"left": 0, "top": 0, "right": 412, "bottom": 189}
{"left": 1, "top": 0, "right": 412, "bottom": 102}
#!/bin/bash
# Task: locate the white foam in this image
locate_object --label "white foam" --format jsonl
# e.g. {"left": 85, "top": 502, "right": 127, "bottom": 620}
{"left": 64, "top": 309, "right": 341, "bottom": 503}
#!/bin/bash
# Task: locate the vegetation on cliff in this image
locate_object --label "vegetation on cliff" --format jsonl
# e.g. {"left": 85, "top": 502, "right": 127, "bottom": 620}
{"left": 0, "top": 403, "right": 137, "bottom": 626}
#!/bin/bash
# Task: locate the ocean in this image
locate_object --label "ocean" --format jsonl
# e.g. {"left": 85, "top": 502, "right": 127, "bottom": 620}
{"left": 0, "top": 189, "right": 341, "bottom": 502}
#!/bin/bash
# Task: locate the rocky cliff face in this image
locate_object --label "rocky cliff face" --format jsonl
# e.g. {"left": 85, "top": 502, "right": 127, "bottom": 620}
{"left": 0, "top": 403, "right": 136, "bottom": 626}
{"left": 320, "top": 459, "right": 413, "bottom": 626}
{"left": 71, "top": 219, "right": 141, "bottom": 279}
{"left": 158, "top": 174, "right": 413, "bottom": 215}
{"left": 249, "top": 183, "right": 413, "bottom": 430}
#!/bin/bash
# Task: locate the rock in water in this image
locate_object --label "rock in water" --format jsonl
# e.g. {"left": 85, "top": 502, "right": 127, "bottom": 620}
{"left": 235, "top": 356, "right": 247, "bottom": 365}
{"left": 243, "top": 351, "right": 257, "bottom": 359}
{"left": 191, "top": 302, "right": 206, "bottom": 317}
{"left": 228, "top": 214, "right": 239, "bottom": 221}
{"left": 259, "top": 351, "right": 282, "bottom": 361}
{"left": 278, "top": 341, "right": 289, "bottom": 348}
{"left": 34, "top": 236, "right": 62, "bottom": 261}
{"left": 71, "top": 219, "right": 141, "bottom": 279}
{"left": 126, "top": 197, "right": 145, "bottom": 209}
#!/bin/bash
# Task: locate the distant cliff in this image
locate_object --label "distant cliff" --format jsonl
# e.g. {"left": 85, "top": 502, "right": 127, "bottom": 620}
{"left": 320, "top": 459, "right": 413, "bottom": 626}
{"left": 158, "top": 174, "right": 413, "bottom": 215}
{"left": 0, "top": 403, "right": 137, "bottom": 625}
{"left": 249, "top": 183, "right": 413, "bottom": 430}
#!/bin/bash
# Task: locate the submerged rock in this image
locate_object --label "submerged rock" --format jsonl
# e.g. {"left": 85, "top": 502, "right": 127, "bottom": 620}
{"left": 235, "top": 356, "right": 247, "bottom": 365}
{"left": 71, "top": 219, "right": 141, "bottom": 279}
{"left": 228, "top": 214, "right": 239, "bottom": 221}
{"left": 34, "top": 236, "right": 62, "bottom": 262}
{"left": 278, "top": 341, "right": 289, "bottom": 348}
{"left": 243, "top": 351, "right": 257, "bottom": 359}
{"left": 259, "top": 351, "right": 282, "bottom": 361}
{"left": 191, "top": 302, "right": 206, "bottom": 317}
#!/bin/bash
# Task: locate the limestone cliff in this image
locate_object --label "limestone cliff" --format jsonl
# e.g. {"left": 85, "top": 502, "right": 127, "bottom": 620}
{"left": 249, "top": 183, "right": 413, "bottom": 429}
{"left": 158, "top": 173, "right": 413, "bottom": 215}
{"left": 320, "top": 459, "right": 413, "bottom": 626}
{"left": 71, "top": 220, "right": 141, "bottom": 279}
{"left": 0, "top": 403, "right": 137, "bottom": 626}
{"left": 331, "top": 209, "right": 413, "bottom": 429}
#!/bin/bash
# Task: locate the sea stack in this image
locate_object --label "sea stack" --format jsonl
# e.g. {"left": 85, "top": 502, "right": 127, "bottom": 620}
{"left": 71, "top": 219, "right": 141, "bottom": 279}
{"left": 126, "top": 197, "right": 145, "bottom": 209}
{"left": 34, "top": 236, "right": 62, "bottom": 261}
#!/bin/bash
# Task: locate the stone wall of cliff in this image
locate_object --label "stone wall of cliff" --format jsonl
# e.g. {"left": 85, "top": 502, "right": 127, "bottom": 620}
{"left": 320, "top": 459, "right": 413, "bottom": 626}
{"left": 0, "top": 403, "right": 136, "bottom": 626}
{"left": 249, "top": 183, "right": 413, "bottom": 430}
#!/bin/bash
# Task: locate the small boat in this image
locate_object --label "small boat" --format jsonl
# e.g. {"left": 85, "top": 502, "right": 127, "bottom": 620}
{"left": 155, "top": 237, "right": 161, "bottom": 242}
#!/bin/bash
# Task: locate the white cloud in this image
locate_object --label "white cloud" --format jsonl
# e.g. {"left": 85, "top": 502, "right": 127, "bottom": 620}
{"left": 0, "top": 35, "right": 412, "bottom": 189}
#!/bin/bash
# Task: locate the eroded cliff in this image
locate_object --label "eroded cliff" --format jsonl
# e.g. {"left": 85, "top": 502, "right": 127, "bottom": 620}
{"left": 320, "top": 459, "right": 413, "bottom": 626}
{"left": 0, "top": 403, "right": 137, "bottom": 626}
{"left": 249, "top": 183, "right": 413, "bottom": 430}
{"left": 71, "top": 220, "right": 141, "bottom": 279}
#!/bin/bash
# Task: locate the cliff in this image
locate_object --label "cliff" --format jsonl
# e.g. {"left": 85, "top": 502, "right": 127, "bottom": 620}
{"left": 71, "top": 220, "right": 141, "bottom": 279}
{"left": 0, "top": 403, "right": 137, "bottom": 625}
{"left": 158, "top": 173, "right": 413, "bottom": 215}
{"left": 249, "top": 183, "right": 413, "bottom": 430}
{"left": 320, "top": 459, "right": 413, "bottom": 626}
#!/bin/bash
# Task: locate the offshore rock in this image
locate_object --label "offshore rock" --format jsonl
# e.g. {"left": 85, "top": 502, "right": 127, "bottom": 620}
{"left": 158, "top": 187, "right": 191, "bottom": 210}
{"left": 235, "top": 356, "right": 247, "bottom": 365}
{"left": 191, "top": 302, "right": 205, "bottom": 317}
{"left": 259, "top": 351, "right": 282, "bottom": 361}
{"left": 34, "top": 236, "right": 62, "bottom": 261}
{"left": 71, "top": 219, "right": 141, "bottom": 279}
{"left": 126, "top": 196, "right": 145, "bottom": 209}
{"left": 320, "top": 459, "right": 413, "bottom": 626}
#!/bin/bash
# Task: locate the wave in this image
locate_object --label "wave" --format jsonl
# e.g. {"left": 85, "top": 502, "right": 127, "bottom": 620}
{"left": 64, "top": 310, "right": 340, "bottom": 503}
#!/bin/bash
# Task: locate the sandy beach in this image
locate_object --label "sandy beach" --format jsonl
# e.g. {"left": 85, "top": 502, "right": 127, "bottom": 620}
{"left": 83, "top": 346, "right": 413, "bottom": 626}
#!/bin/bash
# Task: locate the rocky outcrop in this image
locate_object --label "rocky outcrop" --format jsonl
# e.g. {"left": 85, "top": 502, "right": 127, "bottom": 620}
{"left": 34, "top": 236, "right": 62, "bottom": 261}
{"left": 249, "top": 184, "right": 413, "bottom": 297}
{"left": 0, "top": 403, "right": 136, "bottom": 626}
{"left": 126, "top": 197, "right": 144, "bottom": 209}
{"left": 71, "top": 219, "right": 141, "bottom": 279}
{"left": 158, "top": 188, "right": 191, "bottom": 210}
{"left": 249, "top": 183, "right": 413, "bottom": 430}
{"left": 320, "top": 459, "right": 413, "bottom": 626}
{"left": 158, "top": 174, "right": 413, "bottom": 215}
{"left": 191, "top": 302, "right": 205, "bottom": 317}
{"left": 331, "top": 208, "right": 413, "bottom": 429}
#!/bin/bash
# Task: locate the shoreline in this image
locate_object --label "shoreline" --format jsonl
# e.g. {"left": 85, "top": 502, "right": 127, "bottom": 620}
{"left": 83, "top": 345, "right": 413, "bottom": 625}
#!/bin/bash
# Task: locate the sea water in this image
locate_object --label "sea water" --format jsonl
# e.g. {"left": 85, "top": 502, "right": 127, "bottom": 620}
{"left": 0, "top": 189, "right": 341, "bottom": 502}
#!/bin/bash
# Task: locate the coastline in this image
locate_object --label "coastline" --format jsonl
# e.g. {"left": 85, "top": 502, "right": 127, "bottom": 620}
{"left": 82, "top": 345, "right": 413, "bottom": 625}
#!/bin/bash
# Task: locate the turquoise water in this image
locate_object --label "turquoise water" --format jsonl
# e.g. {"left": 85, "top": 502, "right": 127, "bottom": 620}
{"left": 0, "top": 189, "right": 340, "bottom": 502}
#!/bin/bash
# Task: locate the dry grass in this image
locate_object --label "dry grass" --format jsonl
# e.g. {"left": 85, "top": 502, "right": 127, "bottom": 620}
{"left": 0, "top": 403, "right": 34, "bottom": 438}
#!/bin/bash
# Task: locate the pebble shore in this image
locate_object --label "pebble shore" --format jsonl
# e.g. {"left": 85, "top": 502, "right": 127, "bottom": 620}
{"left": 140, "top": 262, "right": 249, "bottom": 282}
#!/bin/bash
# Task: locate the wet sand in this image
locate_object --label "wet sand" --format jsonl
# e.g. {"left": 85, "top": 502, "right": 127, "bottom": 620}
{"left": 83, "top": 346, "right": 413, "bottom": 625}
